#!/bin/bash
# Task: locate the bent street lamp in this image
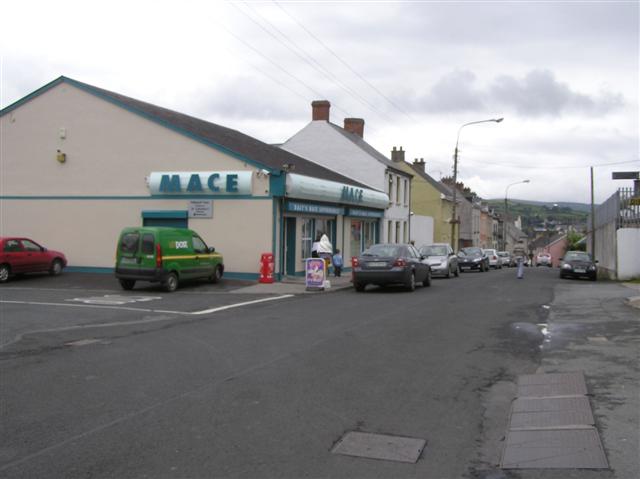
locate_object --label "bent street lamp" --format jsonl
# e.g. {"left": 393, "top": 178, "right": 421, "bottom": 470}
{"left": 450, "top": 118, "right": 503, "bottom": 251}
{"left": 504, "top": 179, "right": 530, "bottom": 251}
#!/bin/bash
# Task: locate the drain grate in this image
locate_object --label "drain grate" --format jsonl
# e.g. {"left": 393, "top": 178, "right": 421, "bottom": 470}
{"left": 501, "top": 371, "right": 609, "bottom": 470}
{"left": 517, "top": 372, "right": 587, "bottom": 398}
{"left": 501, "top": 428, "right": 608, "bottom": 469}
{"left": 332, "top": 431, "right": 426, "bottom": 463}
{"left": 509, "top": 397, "right": 594, "bottom": 429}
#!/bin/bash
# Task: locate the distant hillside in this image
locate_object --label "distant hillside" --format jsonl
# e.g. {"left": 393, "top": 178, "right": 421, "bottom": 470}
{"left": 487, "top": 199, "right": 592, "bottom": 213}
{"left": 487, "top": 199, "right": 589, "bottom": 235}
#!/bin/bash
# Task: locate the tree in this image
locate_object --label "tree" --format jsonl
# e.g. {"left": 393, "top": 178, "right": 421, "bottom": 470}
{"left": 565, "top": 231, "right": 586, "bottom": 252}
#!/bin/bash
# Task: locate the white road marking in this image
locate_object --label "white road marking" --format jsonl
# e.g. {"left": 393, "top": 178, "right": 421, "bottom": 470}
{"left": 190, "top": 295, "right": 295, "bottom": 315}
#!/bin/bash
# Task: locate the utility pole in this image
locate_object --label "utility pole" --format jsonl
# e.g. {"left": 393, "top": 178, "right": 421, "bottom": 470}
{"left": 590, "top": 166, "right": 596, "bottom": 258}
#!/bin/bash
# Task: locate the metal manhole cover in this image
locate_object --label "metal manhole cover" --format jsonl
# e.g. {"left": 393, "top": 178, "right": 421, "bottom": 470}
{"left": 501, "top": 428, "right": 608, "bottom": 469}
{"left": 517, "top": 372, "right": 587, "bottom": 398}
{"left": 332, "top": 431, "right": 426, "bottom": 463}
{"left": 510, "top": 397, "right": 595, "bottom": 429}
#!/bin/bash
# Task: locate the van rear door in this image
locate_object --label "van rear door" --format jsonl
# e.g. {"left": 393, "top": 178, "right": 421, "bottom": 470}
{"left": 118, "top": 231, "right": 141, "bottom": 271}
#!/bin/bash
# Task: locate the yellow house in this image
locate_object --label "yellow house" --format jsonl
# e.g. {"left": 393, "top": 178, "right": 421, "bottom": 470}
{"left": 390, "top": 148, "right": 454, "bottom": 245}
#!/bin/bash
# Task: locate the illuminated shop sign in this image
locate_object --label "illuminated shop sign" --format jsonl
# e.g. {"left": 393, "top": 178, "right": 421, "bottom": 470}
{"left": 148, "top": 171, "right": 252, "bottom": 195}
{"left": 286, "top": 174, "right": 388, "bottom": 209}
{"left": 286, "top": 201, "right": 344, "bottom": 216}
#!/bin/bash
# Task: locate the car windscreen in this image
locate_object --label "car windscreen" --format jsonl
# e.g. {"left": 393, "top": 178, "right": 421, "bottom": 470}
{"left": 363, "top": 244, "right": 402, "bottom": 257}
{"left": 565, "top": 252, "right": 590, "bottom": 261}
{"left": 421, "top": 245, "right": 447, "bottom": 256}
{"left": 460, "top": 248, "right": 482, "bottom": 256}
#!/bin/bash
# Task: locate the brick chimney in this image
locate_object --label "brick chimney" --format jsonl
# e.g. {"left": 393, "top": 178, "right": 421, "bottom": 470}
{"left": 391, "top": 146, "right": 405, "bottom": 163}
{"left": 312, "top": 100, "right": 330, "bottom": 121}
{"left": 344, "top": 118, "right": 365, "bottom": 138}
{"left": 413, "top": 158, "right": 426, "bottom": 172}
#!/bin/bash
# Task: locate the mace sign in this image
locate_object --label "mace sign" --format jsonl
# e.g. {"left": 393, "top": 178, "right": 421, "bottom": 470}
{"left": 149, "top": 171, "right": 252, "bottom": 195}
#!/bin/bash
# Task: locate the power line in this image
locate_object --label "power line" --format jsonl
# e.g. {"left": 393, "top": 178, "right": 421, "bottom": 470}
{"left": 461, "top": 159, "right": 640, "bottom": 170}
{"left": 273, "top": 0, "right": 418, "bottom": 123}
{"left": 236, "top": 1, "right": 396, "bottom": 125}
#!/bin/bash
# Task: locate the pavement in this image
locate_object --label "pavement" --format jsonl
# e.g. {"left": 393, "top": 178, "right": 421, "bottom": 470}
{"left": 622, "top": 281, "right": 640, "bottom": 309}
{"left": 232, "top": 273, "right": 354, "bottom": 294}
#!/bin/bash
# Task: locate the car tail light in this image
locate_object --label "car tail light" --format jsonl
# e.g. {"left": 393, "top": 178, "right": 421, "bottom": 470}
{"left": 352, "top": 256, "right": 359, "bottom": 267}
{"left": 156, "top": 243, "right": 163, "bottom": 268}
{"left": 393, "top": 258, "right": 406, "bottom": 267}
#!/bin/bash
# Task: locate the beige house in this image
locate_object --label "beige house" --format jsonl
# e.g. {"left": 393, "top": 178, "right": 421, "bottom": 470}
{"left": 1, "top": 77, "right": 388, "bottom": 279}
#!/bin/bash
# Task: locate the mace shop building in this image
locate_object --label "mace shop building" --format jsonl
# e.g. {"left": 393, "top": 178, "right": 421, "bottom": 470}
{"left": 0, "top": 76, "right": 389, "bottom": 280}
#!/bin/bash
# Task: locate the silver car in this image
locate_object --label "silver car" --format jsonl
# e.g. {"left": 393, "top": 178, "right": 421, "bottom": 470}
{"left": 419, "top": 243, "right": 459, "bottom": 278}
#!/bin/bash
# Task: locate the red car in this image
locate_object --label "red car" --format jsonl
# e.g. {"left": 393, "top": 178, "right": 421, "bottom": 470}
{"left": 0, "top": 237, "right": 67, "bottom": 283}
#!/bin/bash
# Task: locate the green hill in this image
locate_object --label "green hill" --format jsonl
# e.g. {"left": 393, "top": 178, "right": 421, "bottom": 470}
{"left": 487, "top": 199, "right": 589, "bottom": 235}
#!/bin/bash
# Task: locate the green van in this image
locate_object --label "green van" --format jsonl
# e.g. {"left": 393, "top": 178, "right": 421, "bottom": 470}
{"left": 115, "top": 227, "right": 224, "bottom": 292}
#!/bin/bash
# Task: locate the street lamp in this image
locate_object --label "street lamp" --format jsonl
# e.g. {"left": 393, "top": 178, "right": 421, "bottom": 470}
{"left": 504, "top": 179, "right": 530, "bottom": 251}
{"left": 450, "top": 118, "right": 503, "bottom": 251}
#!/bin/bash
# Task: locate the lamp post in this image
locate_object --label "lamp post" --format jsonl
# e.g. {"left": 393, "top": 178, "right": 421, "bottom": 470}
{"left": 450, "top": 118, "right": 503, "bottom": 251}
{"left": 504, "top": 179, "right": 530, "bottom": 251}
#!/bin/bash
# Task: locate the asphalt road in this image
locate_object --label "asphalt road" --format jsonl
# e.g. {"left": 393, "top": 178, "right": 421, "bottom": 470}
{"left": 1, "top": 268, "right": 637, "bottom": 479}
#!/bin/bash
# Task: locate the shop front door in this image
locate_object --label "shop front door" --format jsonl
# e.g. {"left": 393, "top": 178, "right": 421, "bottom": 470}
{"left": 285, "top": 217, "right": 296, "bottom": 276}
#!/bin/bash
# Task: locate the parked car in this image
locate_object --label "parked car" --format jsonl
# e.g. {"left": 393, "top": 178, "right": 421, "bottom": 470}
{"left": 457, "top": 247, "right": 490, "bottom": 272}
{"left": 0, "top": 237, "right": 67, "bottom": 283}
{"left": 115, "top": 227, "right": 224, "bottom": 292}
{"left": 536, "top": 252, "right": 553, "bottom": 267}
{"left": 419, "top": 243, "right": 459, "bottom": 278}
{"left": 352, "top": 243, "right": 431, "bottom": 292}
{"left": 498, "top": 251, "right": 512, "bottom": 267}
{"left": 559, "top": 251, "right": 598, "bottom": 281}
{"left": 483, "top": 249, "right": 502, "bottom": 269}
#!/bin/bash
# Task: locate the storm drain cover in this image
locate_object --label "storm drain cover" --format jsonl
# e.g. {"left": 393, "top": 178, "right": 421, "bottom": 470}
{"left": 332, "top": 431, "right": 426, "bottom": 463}
{"left": 509, "top": 397, "right": 595, "bottom": 429}
{"left": 517, "top": 372, "right": 587, "bottom": 398}
{"left": 501, "top": 428, "right": 608, "bottom": 469}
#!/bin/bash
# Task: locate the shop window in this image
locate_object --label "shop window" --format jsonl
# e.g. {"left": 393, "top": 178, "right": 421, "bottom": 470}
{"left": 363, "top": 222, "right": 375, "bottom": 249}
{"left": 350, "top": 221, "right": 362, "bottom": 256}
{"left": 301, "top": 218, "right": 313, "bottom": 260}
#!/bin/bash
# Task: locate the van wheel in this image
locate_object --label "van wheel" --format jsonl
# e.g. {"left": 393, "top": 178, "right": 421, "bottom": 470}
{"left": 0, "top": 264, "right": 10, "bottom": 283}
{"left": 49, "top": 259, "right": 64, "bottom": 276}
{"left": 119, "top": 279, "right": 136, "bottom": 290}
{"left": 210, "top": 265, "right": 223, "bottom": 283}
{"left": 163, "top": 273, "right": 178, "bottom": 292}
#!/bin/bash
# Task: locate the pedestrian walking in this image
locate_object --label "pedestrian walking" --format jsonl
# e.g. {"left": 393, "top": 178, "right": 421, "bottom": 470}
{"left": 332, "top": 249, "right": 343, "bottom": 277}
{"left": 513, "top": 242, "right": 526, "bottom": 279}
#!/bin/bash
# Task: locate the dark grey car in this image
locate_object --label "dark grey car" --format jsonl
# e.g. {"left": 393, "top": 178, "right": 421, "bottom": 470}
{"left": 352, "top": 243, "right": 431, "bottom": 292}
{"left": 457, "top": 247, "right": 490, "bottom": 272}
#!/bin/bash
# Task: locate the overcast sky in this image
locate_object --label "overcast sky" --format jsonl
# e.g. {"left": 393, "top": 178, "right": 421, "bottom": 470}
{"left": 2, "top": 0, "right": 638, "bottom": 203}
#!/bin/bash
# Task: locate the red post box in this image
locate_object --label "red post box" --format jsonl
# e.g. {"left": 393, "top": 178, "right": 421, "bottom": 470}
{"left": 259, "top": 253, "right": 275, "bottom": 284}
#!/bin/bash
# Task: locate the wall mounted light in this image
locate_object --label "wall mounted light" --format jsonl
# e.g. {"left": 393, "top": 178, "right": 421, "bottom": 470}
{"left": 56, "top": 149, "right": 66, "bottom": 163}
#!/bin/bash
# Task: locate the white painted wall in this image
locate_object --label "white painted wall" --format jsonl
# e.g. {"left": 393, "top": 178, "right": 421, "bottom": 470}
{"left": 410, "top": 215, "right": 434, "bottom": 247}
{"left": 617, "top": 228, "right": 640, "bottom": 280}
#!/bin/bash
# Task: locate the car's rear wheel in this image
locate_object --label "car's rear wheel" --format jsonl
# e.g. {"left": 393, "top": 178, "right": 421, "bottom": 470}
{"left": 49, "top": 258, "right": 64, "bottom": 276}
{"left": 119, "top": 279, "right": 136, "bottom": 290}
{"left": 163, "top": 272, "right": 179, "bottom": 292}
{"left": 406, "top": 271, "right": 416, "bottom": 292}
{"left": 354, "top": 282, "right": 366, "bottom": 292}
{"left": 0, "top": 264, "right": 10, "bottom": 283}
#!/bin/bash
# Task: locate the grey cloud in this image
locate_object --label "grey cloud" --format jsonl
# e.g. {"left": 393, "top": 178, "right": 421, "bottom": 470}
{"left": 490, "top": 70, "right": 624, "bottom": 117}
{"left": 408, "top": 69, "right": 624, "bottom": 117}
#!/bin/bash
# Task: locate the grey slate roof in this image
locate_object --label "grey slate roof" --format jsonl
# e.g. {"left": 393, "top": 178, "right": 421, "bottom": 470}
{"left": 326, "top": 122, "right": 412, "bottom": 178}
{"left": 2, "top": 76, "right": 371, "bottom": 190}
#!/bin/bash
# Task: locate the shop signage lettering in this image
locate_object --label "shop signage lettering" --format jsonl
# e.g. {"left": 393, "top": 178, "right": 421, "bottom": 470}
{"left": 149, "top": 171, "right": 251, "bottom": 196}
{"left": 159, "top": 173, "right": 238, "bottom": 193}
{"left": 341, "top": 186, "right": 364, "bottom": 203}
{"left": 286, "top": 201, "right": 344, "bottom": 216}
